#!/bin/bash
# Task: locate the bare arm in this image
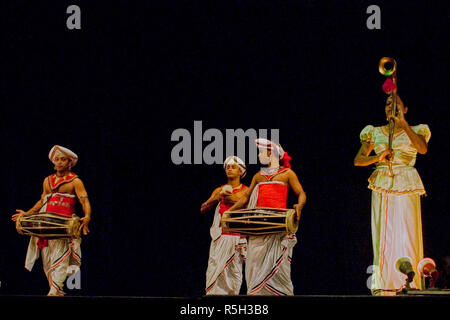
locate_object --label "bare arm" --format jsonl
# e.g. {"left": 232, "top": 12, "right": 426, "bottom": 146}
{"left": 397, "top": 119, "right": 428, "bottom": 154}
{"left": 228, "top": 175, "right": 258, "bottom": 211}
{"left": 354, "top": 141, "right": 391, "bottom": 167}
{"left": 402, "top": 124, "right": 428, "bottom": 154}
{"left": 25, "top": 198, "right": 45, "bottom": 215}
{"left": 74, "top": 178, "right": 91, "bottom": 235}
{"left": 200, "top": 187, "right": 221, "bottom": 213}
{"left": 389, "top": 95, "right": 428, "bottom": 154}
{"left": 12, "top": 178, "right": 50, "bottom": 221}
{"left": 287, "top": 170, "right": 307, "bottom": 221}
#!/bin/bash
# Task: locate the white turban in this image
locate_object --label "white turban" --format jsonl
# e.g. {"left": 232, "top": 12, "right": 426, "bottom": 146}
{"left": 48, "top": 145, "right": 78, "bottom": 167}
{"left": 255, "top": 138, "right": 285, "bottom": 159}
{"left": 223, "top": 155, "right": 247, "bottom": 178}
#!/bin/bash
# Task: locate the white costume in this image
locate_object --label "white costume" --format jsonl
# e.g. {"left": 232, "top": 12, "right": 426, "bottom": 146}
{"left": 360, "top": 124, "right": 431, "bottom": 295}
{"left": 205, "top": 156, "right": 247, "bottom": 295}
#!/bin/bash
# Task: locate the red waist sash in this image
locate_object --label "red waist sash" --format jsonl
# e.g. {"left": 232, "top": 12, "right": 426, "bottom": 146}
{"left": 256, "top": 183, "right": 288, "bottom": 209}
{"left": 46, "top": 194, "right": 76, "bottom": 217}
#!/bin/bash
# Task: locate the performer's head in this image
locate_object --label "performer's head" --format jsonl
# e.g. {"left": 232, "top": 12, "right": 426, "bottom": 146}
{"left": 385, "top": 95, "right": 407, "bottom": 121}
{"left": 223, "top": 156, "right": 246, "bottom": 181}
{"left": 255, "top": 138, "right": 291, "bottom": 168}
{"left": 49, "top": 145, "right": 78, "bottom": 173}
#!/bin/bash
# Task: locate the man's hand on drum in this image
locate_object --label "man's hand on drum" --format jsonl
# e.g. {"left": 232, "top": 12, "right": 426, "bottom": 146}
{"left": 293, "top": 204, "right": 302, "bottom": 223}
{"left": 79, "top": 216, "right": 90, "bottom": 235}
{"left": 11, "top": 209, "right": 28, "bottom": 222}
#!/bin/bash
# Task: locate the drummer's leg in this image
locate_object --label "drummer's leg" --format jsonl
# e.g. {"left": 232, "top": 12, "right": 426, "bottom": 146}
{"left": 246, "top": 235, "right": 295, "bottom": 296}
{"left": 45, "top": 239, "right": 71, "bottom": 296}
{"left": 41, "top": 245, "right": 52, "bottom": 281}
{"left": 245, "top": 236, "right": 268, "bottom": 294}
{"left": 264, "top": 235, "right": 296, "bottom": 296}
{"left": 225, "top": 237, "right": 246, "bottom": 295}
{"left": 206, "top": 236, "right": 245, "bottom": 295}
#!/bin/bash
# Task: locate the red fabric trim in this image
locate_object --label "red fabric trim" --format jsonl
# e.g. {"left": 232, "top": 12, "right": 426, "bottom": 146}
{"left": 221, "top": 232, "right": 241, "bottom": 237}
{"left": 281, "top": 152, "right": 292, "bottom": 169}
{"left": 37, "top": 238, "right": 48, "bottom": 249}
{"left": 218, "top": 184, "right": 247, "bottom": 214}
{"left": 48, "top": 249, "right": 71, "bottom": 272}
{"left": 265, "top": 284, "right": 282, "bottom": 296}
{"left": 205, "top": 254, "right": 237, "bottom": 294}
{"left": 46, "top": 194, "right": 76, "bottom": 217}
{"left": 48, "top": 172, "right": 78, "bottom": 191}
{"left": 380, "top": 193, "right": 388, "bottom": 273}
{"left": 249, "top": 248, "right": 287, "bottom": 294}
{"left": 369, "top": 184, "right": 425, "bottom": 195}
{"left": 260, "top": 167, "right": 289, "bottom": 181}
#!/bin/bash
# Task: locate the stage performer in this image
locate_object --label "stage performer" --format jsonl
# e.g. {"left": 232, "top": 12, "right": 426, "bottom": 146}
{"left": 354, "top": 95, "right": 430, "bottom": 295}
{"left": 227, "top": 139, "right": 306, "bottom": 296}
{"left": 12, "top": 145, "right": 91, "bottom": 296}
{"left": 200, "top": 156, "right": 248, "bottom": 295}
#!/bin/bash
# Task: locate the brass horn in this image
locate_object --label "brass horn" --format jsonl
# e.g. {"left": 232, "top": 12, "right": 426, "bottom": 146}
{"left": 378, "top": 57, "right": 397, "bottom": 76}
{"left": 378, "top": 57, "right": 398, "bottom": 177}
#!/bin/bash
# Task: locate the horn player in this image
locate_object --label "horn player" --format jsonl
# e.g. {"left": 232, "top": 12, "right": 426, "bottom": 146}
{"left": 354, "top": 89, "right": 431, "bottom": 295}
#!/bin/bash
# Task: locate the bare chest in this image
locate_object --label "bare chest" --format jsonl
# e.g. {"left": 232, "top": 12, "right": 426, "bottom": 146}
{"left": 45, "top": 180, "right": 76, "bottom": 195}
{"left": 257, "top": 172, "right": 289, "bottom": 185}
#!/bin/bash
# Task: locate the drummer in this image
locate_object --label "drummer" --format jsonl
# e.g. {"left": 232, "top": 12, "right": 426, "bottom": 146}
{"left": 12, "top": 145, "right": 91, "bottom": 296}
{"left": 200, "top": 155, "right": 248, "bottom": 295}
{"left": 227, "top": 138, "right": 306, "bottom": 295}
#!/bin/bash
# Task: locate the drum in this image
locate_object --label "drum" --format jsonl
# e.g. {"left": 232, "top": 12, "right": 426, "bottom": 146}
{"left": 16, "top": 212, "right": 81, "bottom": 239}
{"left": 221, "top": 207, "right": 298, "bottom": 236}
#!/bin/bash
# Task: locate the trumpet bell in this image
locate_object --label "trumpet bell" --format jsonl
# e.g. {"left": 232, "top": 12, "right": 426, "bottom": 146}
{"left": 379, "top": 57, "right": 397, "bottom": 76}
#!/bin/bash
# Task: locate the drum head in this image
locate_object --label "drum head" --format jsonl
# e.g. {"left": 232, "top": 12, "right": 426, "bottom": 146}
{"left": 285, "top": 209, "right": 299, "bottom": 234}
{"left": 68, "top": 216, "right": 81, "bottom": 238}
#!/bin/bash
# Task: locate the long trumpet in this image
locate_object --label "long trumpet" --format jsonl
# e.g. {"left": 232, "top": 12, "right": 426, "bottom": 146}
{"left": 378, "top": 57, "right": 397, "bottom": 177}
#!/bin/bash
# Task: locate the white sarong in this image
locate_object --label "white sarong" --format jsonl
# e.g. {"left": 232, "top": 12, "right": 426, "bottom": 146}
{"left": 370, "top": 191, "right": 423, "bottom": 294}
{"left": 24, "top": 193, "right": 82, "bottom": 296}
{"left": 205, "top": 205, "right": 247, "bottom": 295}
{"left": 245, "top": 182, "right": 297, "bottom": 296}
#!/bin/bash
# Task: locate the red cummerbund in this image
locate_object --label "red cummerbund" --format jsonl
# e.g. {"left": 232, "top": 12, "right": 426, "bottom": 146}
{"left": 46, "top": 194, "right": 76, "bottom": 217}
{"left": 256, "top": 183, "right": 288, "bottom": 209}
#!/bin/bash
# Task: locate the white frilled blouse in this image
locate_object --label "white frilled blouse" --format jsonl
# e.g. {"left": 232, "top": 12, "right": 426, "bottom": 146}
{"left": 359, "top": 124, "right": 431, "bottom": 195}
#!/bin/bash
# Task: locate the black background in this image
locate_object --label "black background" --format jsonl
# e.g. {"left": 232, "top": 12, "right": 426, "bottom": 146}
{"left": 1, "top": 1, "right": 448, "bottom": 296}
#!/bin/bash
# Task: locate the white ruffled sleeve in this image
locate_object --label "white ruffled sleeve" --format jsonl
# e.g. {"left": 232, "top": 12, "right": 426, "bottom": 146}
{"left": 413, "top": 124, "right": 431, "bottom": 143}
{"left": 360, "top": 125, "right": 374, "bottom": 144}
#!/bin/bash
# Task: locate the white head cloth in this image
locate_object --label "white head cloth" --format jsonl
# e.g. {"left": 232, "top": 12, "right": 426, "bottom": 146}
{"left": 255, "top": 138, "right": 285, "bottom": 159}
{"left": 48, "top": 145, "right": 78, "bottom": 167}
{"left": 223, "top": 155, "right": 247, "bottom": 178}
